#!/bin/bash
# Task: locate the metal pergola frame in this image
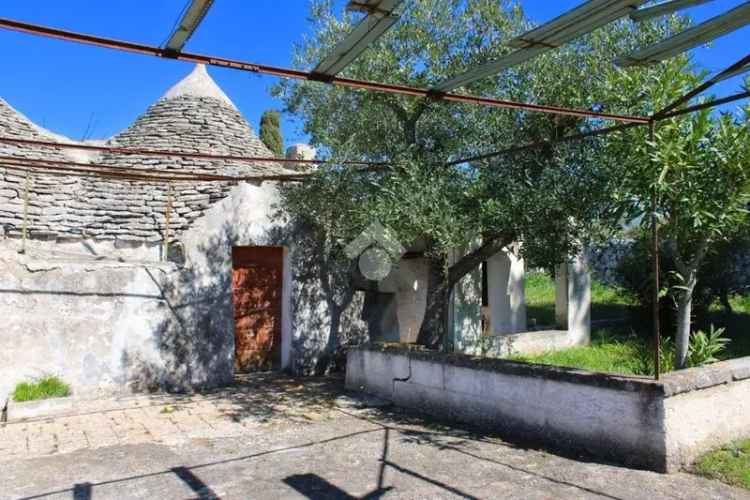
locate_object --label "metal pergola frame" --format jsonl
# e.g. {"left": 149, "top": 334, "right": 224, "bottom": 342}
{"left": 1, "top": 1, "right": 749, "bottom": 380}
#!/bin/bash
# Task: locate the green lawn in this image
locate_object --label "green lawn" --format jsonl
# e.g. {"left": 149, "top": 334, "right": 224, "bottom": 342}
{"left": 13, "top": 375, "right": 70, "bottom": 402}
{"left": 517, "top": 271, "right": 750, "bottom": 376}
{"left": 510, "top": 327, "right": 662, "bottom": 376}
{"left": 694, "top": 438, "right": 750, "bottom": 490}
{"left": 524, "top": 271, "right": 634, "bottom": 328}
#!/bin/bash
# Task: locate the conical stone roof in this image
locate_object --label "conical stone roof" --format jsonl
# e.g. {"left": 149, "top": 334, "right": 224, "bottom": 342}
{"left": 0, "top": 65, "right": 289, "bottom": 245}
{"left": 0, "top": 98, "right": 84, "bottom": 240}
{"left": 100, "top": 64, "right": 280, "bottom": 175}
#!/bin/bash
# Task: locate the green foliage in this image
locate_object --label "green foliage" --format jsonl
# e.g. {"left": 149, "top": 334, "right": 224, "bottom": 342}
{"left": 259, "top": 110, "right": 284, "bottom": 157}
{"left": 607, "top": 65, "right": 750, "bottom": 367}
{"left": 511, "top": 328, "right": 672, "bottom": 376}
{"left": 688, "top": 325, "right": 731, "bottom": 367}
{"left": 511, "top": 328, "right": 652, "bottom": 376}
{"left": 275, "top": 1, "right": 683, "bottom": 265}
{"left": 694, "top": 438, "right": 750, "bottom": 490}
{"left": 510, "top": 323, "right": 731, "bottom": 375}
{"left": 13, "top": 375, "right": 70, "bottom": 402}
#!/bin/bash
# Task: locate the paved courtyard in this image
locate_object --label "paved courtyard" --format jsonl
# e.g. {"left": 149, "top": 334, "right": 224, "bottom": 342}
{"left": 1, "top": 374, "right": 747, "bottom": 499}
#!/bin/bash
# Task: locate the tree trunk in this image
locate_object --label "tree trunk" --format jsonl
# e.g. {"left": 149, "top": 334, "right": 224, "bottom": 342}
{"left": 675, "top": 288, "right": 693, "bottom": 369}
{"left": 719, "top": 290, "right": 733, "bottom": 314}
{"left": 670, "top": 238, "right": 707, "bottom": 370}
{"left": 416, "top": 235, "right": 512, "bottom": 349}
{"left": 416, "top": 257, "right": 450, "bottom": 349}
{"left": 314, "top": 303, "right": 342, "bottom": 375}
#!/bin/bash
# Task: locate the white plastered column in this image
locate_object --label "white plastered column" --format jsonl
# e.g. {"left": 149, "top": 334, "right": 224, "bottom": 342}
{"left": 487, "top": 247, "right": 527, "bottom": 334}
{"left": 554, "top": 252, "right": 591, "bottom": 346}
{"left": 378, "top": 258, "right": 429, "bottom": 343}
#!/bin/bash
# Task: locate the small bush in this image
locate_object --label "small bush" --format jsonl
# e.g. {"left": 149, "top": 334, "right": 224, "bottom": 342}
{"left": 689, "top": 324, "right": 731, "bottom": 367}
{"left": 13, "top": 375, "right": 70, "bottom": 402}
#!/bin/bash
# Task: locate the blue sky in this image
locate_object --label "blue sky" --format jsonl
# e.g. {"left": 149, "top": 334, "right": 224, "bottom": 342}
{"left": 0, "top": 1, "right": 748, "bottom": 145}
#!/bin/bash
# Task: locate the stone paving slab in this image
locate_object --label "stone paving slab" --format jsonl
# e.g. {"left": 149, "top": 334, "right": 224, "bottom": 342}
{"left": 0, "top": 374, "right": 748, "bottom": 499}
{"left": 0, "top": 374, "right": 342, "bottom": 462}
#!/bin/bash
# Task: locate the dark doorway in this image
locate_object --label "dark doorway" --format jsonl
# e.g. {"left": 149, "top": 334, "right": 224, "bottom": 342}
{"left": 231, "top": 246, "right": 284, "bottom": 372}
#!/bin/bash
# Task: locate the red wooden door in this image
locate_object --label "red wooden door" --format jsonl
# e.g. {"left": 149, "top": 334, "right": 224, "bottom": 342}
{"left": 231, "top": 246, "right": 284, "bottom": 372}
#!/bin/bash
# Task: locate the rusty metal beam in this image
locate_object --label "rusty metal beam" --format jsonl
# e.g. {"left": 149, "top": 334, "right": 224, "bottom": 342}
{"left": 0, "top": 17, "right": 650, "bottom": 124}
{"left": 657, "top": 90, "right": 750, "bottom": 120}
{"left": 0, "top": 157, "right": 322, "bottom": 183}
{"left": 446, "top": 122, "right": 643, "bottom": 166}
{"left": 649, "top": 120, "right": 661, "bottom": 381}
{"left": 0, "top": 136, "right": 389, "bottom": 167}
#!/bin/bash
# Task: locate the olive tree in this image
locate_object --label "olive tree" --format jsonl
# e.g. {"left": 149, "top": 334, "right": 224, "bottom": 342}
{"left": 276, "top": 0, "right": 686, "bottom": 348}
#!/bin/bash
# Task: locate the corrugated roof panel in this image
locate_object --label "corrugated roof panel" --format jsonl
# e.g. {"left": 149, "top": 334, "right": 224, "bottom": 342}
{"left": 617, "top": 1, "right": 750, "bottom": 66}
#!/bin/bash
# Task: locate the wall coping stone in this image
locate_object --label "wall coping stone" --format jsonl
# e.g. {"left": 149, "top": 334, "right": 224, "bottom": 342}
{"left": 354, "top": 343, "right": 750, "bottom": 398}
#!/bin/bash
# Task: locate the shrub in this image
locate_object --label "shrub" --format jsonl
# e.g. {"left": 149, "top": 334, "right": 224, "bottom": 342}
{"left": 616, "top": 232, "right": 750, "bottom": 334}
{"left": 13, "top": 375, "right": 70, "bottom": 402}
{"left": 688, "top": 325, "right": 731, "bottom": 367}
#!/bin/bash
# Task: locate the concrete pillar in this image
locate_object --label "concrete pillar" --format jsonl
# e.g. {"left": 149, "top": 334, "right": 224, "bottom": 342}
{"left": 555, "top": 264, "right": 568, "bottom": 329}
{"left": 377, "top": 258, "right": 428, "bottom": 343}
{"left": 555, "top": 254, "right": 591, "bottom": 345}
{"left": 448, "top": 246, "right": 482, "bottom": 351}
{"left": 487, "top": 249, "right": 527, "bottom": 334}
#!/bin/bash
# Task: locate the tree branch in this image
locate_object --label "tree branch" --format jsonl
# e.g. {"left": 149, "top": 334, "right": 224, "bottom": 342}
{"left": 447, "top": 233, "right": 514, "bottom": 287}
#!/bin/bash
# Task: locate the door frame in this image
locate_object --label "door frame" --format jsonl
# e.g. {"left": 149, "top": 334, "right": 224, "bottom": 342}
{"left": 230, "top": 245, "right": 291, "bottom": 371}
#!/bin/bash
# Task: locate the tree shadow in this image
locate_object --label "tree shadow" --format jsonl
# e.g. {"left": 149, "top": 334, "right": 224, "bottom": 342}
{"left": 17, "top": 377, "right": 637, "bottom": 500}
{"left": 116, "top": 191, "right": 371, "bottom": 392}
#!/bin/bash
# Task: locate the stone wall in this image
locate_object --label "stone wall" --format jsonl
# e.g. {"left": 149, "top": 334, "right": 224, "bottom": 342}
{"left": 0, "top": 254, "right": 182, "bottom": 403}
{"left": 0, "top": 89, "right": 289, "bottom": 246}
{"left": 587, "top": 239, "right": 633, "bottom": 286}
{"left": 346, "top": 345, "right": 750, "bottom": 472}
{"left": 0, "top": 181, "right": 367, "bottom": 403}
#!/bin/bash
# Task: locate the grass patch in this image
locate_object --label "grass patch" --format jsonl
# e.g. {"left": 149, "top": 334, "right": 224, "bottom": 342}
{"left": 519, "top": 272, "right": 750, "bottom": 375}
{"left": 509, "top": 328, "right": 656, "bottom": 376}
{"left": 13, "top": 375, "right": 70, "bottom": 402}
{"left": 525, "top": 271, "right": 634, "bottom": 327}
{"left": 524, "top": 272, "right": 557, "bottom": 326}
{"left": 694, "top": 438, "right": 750, "bottom": 490}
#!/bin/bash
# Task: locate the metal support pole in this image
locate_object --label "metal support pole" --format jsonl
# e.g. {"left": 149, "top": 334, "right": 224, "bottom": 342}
{"left": 163, "top": 182, "right": 173, "bottom": 262}
{"left": 649, "top": 120, "right": 661, "bottom": 380}
{"left": 19, "top": 170, "right": 30, "bottom": 254}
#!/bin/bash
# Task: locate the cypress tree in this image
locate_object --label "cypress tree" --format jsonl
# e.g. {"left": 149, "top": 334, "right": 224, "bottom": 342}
{"left": 259, "top": 110, "right": 284, "bottom": 157}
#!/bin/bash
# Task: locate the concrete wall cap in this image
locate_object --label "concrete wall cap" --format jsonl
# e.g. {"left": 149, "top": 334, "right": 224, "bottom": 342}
{"left": 354, "top": 344, "right": 750, "bottom": 398}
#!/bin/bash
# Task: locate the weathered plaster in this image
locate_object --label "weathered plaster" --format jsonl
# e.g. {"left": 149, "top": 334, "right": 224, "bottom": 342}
{"left": 347, "top": 346, "right": 750, "bottom": 472}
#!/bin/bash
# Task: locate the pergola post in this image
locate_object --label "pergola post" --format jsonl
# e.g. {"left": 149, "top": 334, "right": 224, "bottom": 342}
{"left": 650, "top": 119, "right": 661, "bottom": 380}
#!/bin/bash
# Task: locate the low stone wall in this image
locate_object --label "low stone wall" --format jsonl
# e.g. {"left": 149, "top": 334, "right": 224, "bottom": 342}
{"left": 458, "top": 329, "right": 585, "bottom": 357}
{"left": 346, "top": 345, "right": 750, "bottom": 472}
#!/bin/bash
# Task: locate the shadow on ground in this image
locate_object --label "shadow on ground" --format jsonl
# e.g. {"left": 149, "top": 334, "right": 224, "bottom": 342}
{"left": 10, "top": 373, "right": 745, "bottom": 500}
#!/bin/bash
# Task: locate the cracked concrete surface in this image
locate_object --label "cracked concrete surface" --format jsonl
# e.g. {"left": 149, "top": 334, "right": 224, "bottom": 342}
{"left": 0, "top": 374, "right": 747, "bottom": 499}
